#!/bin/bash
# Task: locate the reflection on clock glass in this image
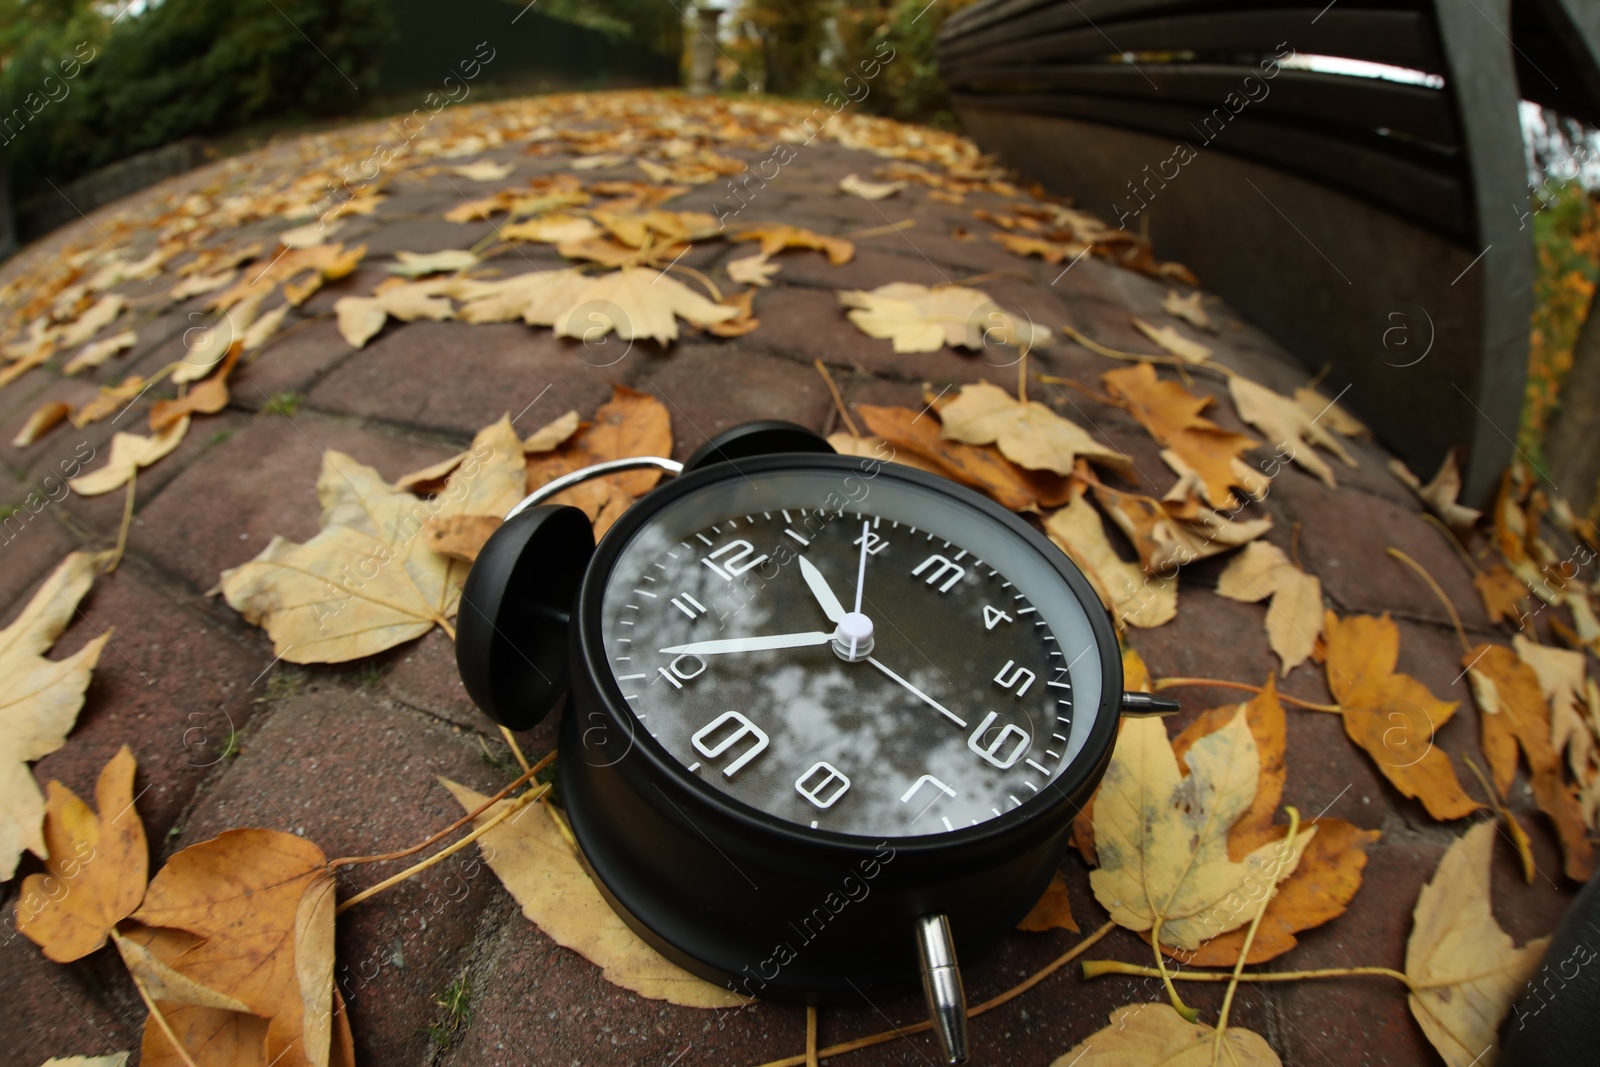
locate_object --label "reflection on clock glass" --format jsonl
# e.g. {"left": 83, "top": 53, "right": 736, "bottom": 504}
{"left": 598, "top": 466, "right": 1105, "bottom": 838}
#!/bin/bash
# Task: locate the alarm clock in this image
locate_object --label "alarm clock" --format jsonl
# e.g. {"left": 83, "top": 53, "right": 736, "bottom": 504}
{"left": 456, "top": 421, "right": 1171, "bottom": 1063}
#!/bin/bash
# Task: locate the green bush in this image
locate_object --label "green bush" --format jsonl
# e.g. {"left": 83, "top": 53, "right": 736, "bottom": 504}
{"left": 2, "top": 0, "right": 392, "bottom": 201}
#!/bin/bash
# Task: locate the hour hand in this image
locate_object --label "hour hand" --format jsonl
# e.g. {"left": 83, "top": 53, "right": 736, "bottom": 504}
{"left": 797, "top": 556, "right": 847, "bottom": 623}
{"left": 660, "top": 631, "right": 835, "bottom": 656}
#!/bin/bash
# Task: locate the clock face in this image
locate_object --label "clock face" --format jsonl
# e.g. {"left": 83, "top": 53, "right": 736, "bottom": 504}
{"left": 595, "top": 464, "right": 1107, "bottom": 839}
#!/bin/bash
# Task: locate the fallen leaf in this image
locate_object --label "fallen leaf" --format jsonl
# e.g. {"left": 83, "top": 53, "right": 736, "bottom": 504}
{"left": 68, "top": 417, "right": 190, "bottom": 496}
{"left": 16, "top": 747, "right": 146, "bottom": 962}
{"left": 991, "top": 232, "right": 1088, "bottom": 264}
{"left": 824, "top": 432, "right": 945, "bottom": 475}
{"left": 839, "top": 282, "right": 1048, "bottom": 353}
{"left": 63, "top": 330, "right": 139, "bottom": 375}
{"left": 132, "top": 829, "right": 336, "bottom": 1067}
{"left": 72, "top": 376, "right": 149, "bottom": 427}
{"left": 37, "top": 1057, "right": 131, "bottom": 1066}
{"left": 386, "top": 250, "right": 480, "bottom": 277}
{"left": 450, "top": 159, "right": 515, "bottom": 181}
{"left": 593, "top": 209, "right": 718, "bottom": 248}
{"left": 937, "top": 381, "right": 1132, "bottom": 477}
{"left": 1322, "top": 612, "right": 1478, "bottom": 820}
{"left": 243, "top": 303, "right": 291, "bottom": 352}
{"left": 1090, "top": 710, "right": 1313, "bottom": 949}
{"left": 278, "top": 219, "right": 340, "bottom": 249}
{"left": 523, "top": 410, "right": 582, "bottom": 453}
{"left": 527, "top": 387, "right": 672, "bottom": 498}
{"left": 423, "top": 515, "right": 502, "bottom": 562}
{"left": 57, "top": 294, "right": 125, "bottom": 348}
{"left": 451, "top": 268, "right": 589, "bottom": 324}
{"left": 1391, "top": 451, "right": 1482, "bottom": 535}
{"left": 150, "top": 347, "right": 239, "bottom": 433}
{"left": 1017, "top": 871, "right": 1078, "bottom": 932}
{"left": 113, "top": 926, "right": 250, "bottom": 1012}
{"left": 839, "top": 173, "right": 905, "bottom": 200}
{"left": 443, "top": 780, "right": 746, "bottom": 1007}
{"left": 500, "top": 214, "right": 600, "bottom": 244}
{"left": 0, "top": 551, "right": 111, "bottom": 880}
{"left": 855, "top": 404, "right": 1071, "bottom": 512}
{"left": 1406, "top": 822, "right": 1549, "bottom": 1067}
{"left": 1051, "top": 1004, "right": 1280, "bottom": 1067}
{"left": 1464, "top": 643, "right": 1594, "bottom": 880}
{"left": 1215, "top": 542, "right": 1324, "bottom": 675}
{"left": 549, "top": 269, "right": 737, "bottom": 344}
{"left": 1163, "top": 682, "right": 1378, "bottom": 965}
{"left": 733, "top": 223, "right": 854, "bottom": 264}
{"left": 1229, "top": 376, "right": 1355, "bottom": 489}
{"left": 1133, "top": 317, "right": 1211, "bottom": 364}
{"left": 727, "top": 253, "right": 780, "bottom": 287}
{"left": 169, "top": 270, "right": 238, "bottom": 301}
{"left": 1293, "top": 386, "right": 1368, "bottom": 438}
{"left": 1474, "top": 564, "right": 1528, "bottom": 624}
{"left": 11, "top": 401, "right": 72, "bottom": 446}
{"left": 1512, "top": 635, "right": 1594, "bottom": 784}
{"left": 1162, "top": 290, "right": 1213, "bottom": 331}
{"left": 1045, "top": 494, "right": 1177, "bottom": 629}
{"left": 333, "top": 283, "right": 454, "bottom": 348}
{"left": 1104, "top": 363, "right": 1259, "bottom": 509}
{"left": 210, "top": 244, "right": 365, "bottom": 313}
{"left": 1096, "top": 487, "right": 1272, "bottom": 577}
{"left": 705, "top": 288, "right": 761, "bottom": 338}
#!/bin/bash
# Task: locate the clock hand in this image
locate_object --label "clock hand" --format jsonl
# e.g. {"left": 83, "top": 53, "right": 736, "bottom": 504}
{"left": 866, "top": 657, "right": 967, "bottom": 728}
{"left": 660, "top": 631, "right": 836, "bottom": 656}
{"left": 797, "top": 556, "right": 846, "bottom": 624}
{"left": 850, "top": 520, "right": 869, "bottom": 657}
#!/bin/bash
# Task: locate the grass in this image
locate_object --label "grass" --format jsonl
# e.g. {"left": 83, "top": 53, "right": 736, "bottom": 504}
{"left": 265, "top": 392, "right": 305, "bottom": 418}
{"left": 425, "top": 975, "right": 472, "bottom": 1052}
{"left": 1521, "top": 184, "right": 1600, "bottom": 478}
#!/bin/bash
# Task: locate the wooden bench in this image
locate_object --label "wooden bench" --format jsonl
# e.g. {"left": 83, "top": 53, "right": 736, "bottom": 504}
{"left": 940, "top": 0, "right": 1600, "bottom": 504}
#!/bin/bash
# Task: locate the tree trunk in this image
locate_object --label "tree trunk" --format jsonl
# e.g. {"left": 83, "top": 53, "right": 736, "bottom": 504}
{"left": 1546, "top": 283, "right": 1600, "bottom": 516}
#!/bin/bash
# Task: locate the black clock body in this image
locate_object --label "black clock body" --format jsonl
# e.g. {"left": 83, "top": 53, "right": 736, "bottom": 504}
{"left": 553, "top": 452, "right": 1123, "bottom": 1001}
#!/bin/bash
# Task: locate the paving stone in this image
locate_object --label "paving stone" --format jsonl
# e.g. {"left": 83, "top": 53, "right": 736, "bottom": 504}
{"left": 233, "top": 314, "right": 358, "bottom": 399}
{"left": 0, "top": 911, "right": 142, "bottom": 1066}
{"left": 11, "top": 563, "right": 263, "bottom": 844}
{"left": 309, "top": 320, "right": 631, "bottom": 438}
{"left": 0, "top": 467, "right": 84, "bottom": 617}
{"left": 355, "top": 217, "right": 501, "bottom": 257}
{"left": 177, "top": 688, "right": 507, "bottom": 1064}
{"left": 130, "top": 408, "right": 455, "bottom": 595}
{"left": 635, "top": 343, "right": 833, "bottom": 459}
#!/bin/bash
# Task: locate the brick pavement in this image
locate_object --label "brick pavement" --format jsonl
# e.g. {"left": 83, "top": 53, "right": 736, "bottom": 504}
{"left": 0, "top": 92, "right": 1581, "bottom": 1066}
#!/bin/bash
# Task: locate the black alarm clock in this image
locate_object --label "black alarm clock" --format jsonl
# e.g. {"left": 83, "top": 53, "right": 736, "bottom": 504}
{"left": 456, "top": 421, "right": 1171, "bottom": 1063}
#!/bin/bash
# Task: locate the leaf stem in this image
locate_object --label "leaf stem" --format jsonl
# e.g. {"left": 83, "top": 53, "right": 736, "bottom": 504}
{"left": 437, "top": 616, "right": 458, "bottom": 641}
{"left": 1385, "top": 546, "right": 1470, "bottom": 653}
{"left": 107, "top": 466, "right": 137, "bottom": 573}
{"left": 1214, "top": 807, "right": 1299, "bottom": 1064}
{"left": 1151, "top": 677, "right": 1342, "bottom": 713}
{"left": 1152, "top": 913, "right": 1198, "bottom": 1021}
{"left": 843, "top": 219, "right": 916, "bottom": 242}
{"left": 1083, "top": 959, "right": 1415, "bottom": 991}
{"left": 336, "top": 784, "right": 546, "bottom": 914}
{"left": 805, "top": 1005, "right": 820, "bottom": 1067}
{"left": 128, "top": 959, "right": 202, "bottom": 1067}
{"left": 500, "top": 725, "right": 532, "bottom": 773}
{"left": 750, "top": 921, "right": 1116, "bottom": 1067}
{"left": 1419, "top": 512, "right": 1485, "bottom": 577}
{"left": 813, "top": 358, "right": 859, "bottom": 437}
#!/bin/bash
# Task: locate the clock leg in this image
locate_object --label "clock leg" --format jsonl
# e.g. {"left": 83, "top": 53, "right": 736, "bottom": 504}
{"left": 915, "top": 914, "right": 969, "bottom": 1065}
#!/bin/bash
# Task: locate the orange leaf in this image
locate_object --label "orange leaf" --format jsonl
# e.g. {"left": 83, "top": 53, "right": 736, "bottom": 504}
{"left": 854, "top": 404, "right": 1071, "bottom": 511}
{"left": 1323, "top": 612, "right": 1479, "bottom": 820}
{"left": 423, "top": 515, "right": 503, "bottom": 562}
{"left": 1016, "top": 870, "right": 1078, "bottom": 932}
{"left": 16, "top": 746, "right": 148, "bottom": 962}
{"left": 149, "top": 344, "right": 240, "bottom": 433}
{"left": 1102, "top": 363, "right": 1258, "bottom": 508}
{"left": 731, "top": 223, "right": 853, "bottom": 265}
{"left": 1473, "top": 564, "right": 1528, "bottom": 624}
{"left": 525, "top": 386, "right": 673, "bottom": 500}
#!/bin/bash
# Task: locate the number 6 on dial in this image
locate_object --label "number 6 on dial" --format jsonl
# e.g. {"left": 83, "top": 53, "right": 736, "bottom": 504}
{"left": 967, "top": 711, "right": 1030, "bottom": 769}
{"left": 692, "top": 711, "right": 770, "bottom": 776}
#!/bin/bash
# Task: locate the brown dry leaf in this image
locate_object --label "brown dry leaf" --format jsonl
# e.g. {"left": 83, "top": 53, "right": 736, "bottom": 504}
{"left": 1294, "top": 386, "right": 1368, "bottom": 438}
{"left": 1390, "top": 450, "right": 1482, "bottom": 535}
{"left": 1074, "top": 646, "right": 1155, "bottom": 866}
{"left": 150, "top": 346, "right": 239, "bottom": 433}
{"left": 113, "top": 926, "right": 250, "bottom": 1012}
{"left": 1089, "top": 709, "right": 1314, "bottom": 950}
{"left": 937, "top": 381, "right": 1132, "bottom": 477}
{"left": 727, "top": 253, "right": 780, "bottom": 287}
{"left": 443, "top": 780, "right": 747, "bottom": 1008}
{"left": 63, "top": 330, "right": 138, "bottom": 375}
{"left": 57, "top": 294, "right": 126, "bottom": 348}
{"left": 1052, "top": 1004, "right": 1281, "bottom": 1066}
{"left": 72, "top": 375, "right": 149, "bottom": 427}
{"left": 1133, "top": 317, "right": 1211, "bottom": 364}
{"left": 855, "top": 404, "right": 1070, "bottom": 512}
{"left": 1512, "top": 635, "right": 1594, "bottom": 785}
{"left": 1475, "top": 563, "right": 1528, "bottom": 624}
{"left": 277, "top": 219, "right": 340, "bottom": 249}
{"left": 387, "top": 250, "right": 479, "bottom": 277}
{"left": 732, "top": 223, "right": 853, "bottom": 265}
{"left": 423, "top": 515, "right": 502, "bottom": 562}
{"left": 524, "top": 410, "right": 582, "bottom": 453}
{"left": 1228, "top": 376, "right": 1356, "bottom": 489}
{"left": 1016, "top": 870, "right": 1078, "bottom": 932}
{"left": 210, "top": 244, "right": 364, "bottom": 312}
{"left": 1164, "top": 682, "right": 1378, "bottom": 965}
{"left": 1215, "top": 542, "right": 1324, "bottom": 675}
{"left": 705, "top": 288, "right": 760, "bottom": 339}
{"left": 1162, "top": 290, "right": 1213, "bottom": 331}
{"left": 527, "top": 387, "right": 673, "bottom": 499}
{"left": 1096, "top": 487, "right": 1272, "bottom": 577}
{"left": 169, "top": 269, "right": 238, "bottom": 301}
{"left": 16, "top": 747, "right": 146, "bottom": 962}
{"left": 1406, "top": 822, "right": 1549, "bottom": 1067}
{"left": 839, "top": 282, "right": 1049, "bottom": 353}
{"left": 1464, "top": 643, "right": 1594, "bottom": 880}
{"left": 37, "top": 1057, "right": 131, "bottom": 1066}
{"left": 1045, "top": 493, "right": 1177, "bottom": 629}
{"left": 243, "top": 303, "right": 291, "bottom": 352}
{"left": 991, "top": 232, "right": 1088, "bottom": 265}
{"left": 450, "top": 159, "right": 514, "bottom": 182}
{"left": 557, "top": 235, "right": 692, "bottom": 269}
{"left": 68, "top": 417, "right": 190, "bottom": 496}
{"left": 550, "top": 269, "right": 737, "bottom": 344}
{"left": 1104, "top": 363, "right": 1258, "bottom": 509}
{"left": 1322, "top": 612, "right": 1479, "bottom": 820}
{"left": 824, "top": 432, "right": 946, "bottom": 476}
{"left": 448, "top": 268, "right": 588, "bottom": 325}
{"left": 333, "top": 282, "right": 455, "bottom": 348}
{"left": 132, "top": 829, "right": 336, "bottom": 1067}
{"left": 11, "top": 401, "right": 72, "bottom": 446}
{"left": 839, "top": 173, "right": 906, "bottom": 200}
{"left": 501, "top": 214, "right": 600, "bottom": 244}
{"left": 593, "top": 209, "right": 719, "bottom": 249}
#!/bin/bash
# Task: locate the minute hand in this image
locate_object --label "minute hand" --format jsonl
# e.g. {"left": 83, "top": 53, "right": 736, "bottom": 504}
{"left": 866, "top": 657, "right": 967, "bottom": 727}
{"left": 660, "top": 632, "right": 835, "bottom": 656}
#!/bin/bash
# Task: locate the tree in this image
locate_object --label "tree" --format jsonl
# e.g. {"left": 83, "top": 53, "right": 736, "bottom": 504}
{"left": 1545, "top": 285, "right": 1600, "bottom": 517}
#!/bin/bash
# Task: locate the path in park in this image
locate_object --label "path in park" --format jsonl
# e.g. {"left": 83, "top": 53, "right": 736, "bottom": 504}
{"left": 0, "top": 91, "right": 1578, "bottom": 1066}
